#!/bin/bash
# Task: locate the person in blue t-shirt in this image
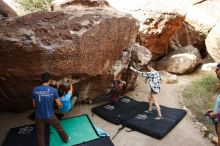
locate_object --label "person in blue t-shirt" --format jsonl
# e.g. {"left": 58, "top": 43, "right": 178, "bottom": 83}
{"left": 32, "top": 73, "right": 69, "bottom": 146}
{"left": 57, "top": 79, "right": 78, "bottom": 113}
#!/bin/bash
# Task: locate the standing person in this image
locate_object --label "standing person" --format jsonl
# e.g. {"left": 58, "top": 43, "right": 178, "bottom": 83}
{"left": 130, "top": 65, "right": 162, "bottom": 120}
{"left": 208, "top": 63, "right": 220, "bottom": 146}
{"left": 32, "top": 72, "right": 69, "bottom": 146}
{"left": 57, "top": 79, "right": 78, "bottom": 113}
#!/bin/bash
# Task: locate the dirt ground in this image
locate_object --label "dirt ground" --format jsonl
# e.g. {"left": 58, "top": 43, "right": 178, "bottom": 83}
{"left": 0, "top": 74, "right": 214, "bottom": 146}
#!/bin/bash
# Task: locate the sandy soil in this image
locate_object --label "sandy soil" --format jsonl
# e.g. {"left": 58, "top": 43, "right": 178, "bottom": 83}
{"left": 0, "top": 74, "right": 214, "bottom": 146}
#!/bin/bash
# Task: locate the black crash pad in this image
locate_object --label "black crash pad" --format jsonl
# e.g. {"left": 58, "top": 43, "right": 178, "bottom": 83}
{"left": 92, "top": 96, "right": 186, "bottom": 139}
{"left": 3, "top": 114, "right": 115, "bottom": 146}
{"left": 2, "top": 124, "right": 49, "bottom": 146}
{"left": 92, "top": 96, "right": 147, "bottom": 125}
{"left": 123, "top": 106, "right": 187, "bottom": 139}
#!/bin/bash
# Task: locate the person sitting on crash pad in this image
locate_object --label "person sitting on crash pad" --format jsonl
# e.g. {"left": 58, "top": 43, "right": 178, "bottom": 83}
{"left": 57, "top": 79, "right": 78, "bottom": 113}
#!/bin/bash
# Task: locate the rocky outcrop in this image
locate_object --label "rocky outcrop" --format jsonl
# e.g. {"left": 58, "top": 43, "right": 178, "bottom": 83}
{"left": 130, "top": 43, "right": 152, "bottom": 68}
{"left": 169, "top": 0, "right": 220, "bottom": 58}
{"left": 122, "top": 43, "right": 152, "bottom": 90}
{"left": 205, "top": 21, "right": 220, "bottom": 62}
{"left": 108, "top": 0, "right": 186, "bottom": 60}
{"left": 0, "top": 9, "right": 139, "bottom": 112}
{"left": 51, "top": 0, "right": 110, "bottom": 11}
{"left": 108, "top": 0, "right": 220, "bottom": 61}
{"left": 137, "top": 12, "right": 185, "bottom": 60}
{"left": 0, "top": 0, "right": 17, "bottom": 17}
{"left": 185, "top": 0, "right": 220, "bottom": 35}
{"left": 157, "top": 45, "right": 201, "bottom": 74}
{"left": 170, "top": 21, "right": 206, "bottom": 57}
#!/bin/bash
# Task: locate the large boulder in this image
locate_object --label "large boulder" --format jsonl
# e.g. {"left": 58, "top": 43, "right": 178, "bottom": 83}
{"left": 157, "top": 45, "right": 201, "bottom": 74}
{"left": 137, "top": 12, "right": 185, "bottom": 60}
{"left": 0, "top": 9, "right": 139, "bottom": 112}
{"left": 205, "top": 21, "right": 220, "bottom": 62}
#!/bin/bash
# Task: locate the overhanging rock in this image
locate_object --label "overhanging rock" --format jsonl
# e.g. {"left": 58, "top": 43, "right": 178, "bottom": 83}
{"left": 0, "top": 9, "right": 139, "bottom": 112}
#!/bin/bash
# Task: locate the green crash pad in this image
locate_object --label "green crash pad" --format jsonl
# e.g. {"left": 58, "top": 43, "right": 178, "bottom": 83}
{"left": 50, "top": 114, "right": 99, "bottom": 146}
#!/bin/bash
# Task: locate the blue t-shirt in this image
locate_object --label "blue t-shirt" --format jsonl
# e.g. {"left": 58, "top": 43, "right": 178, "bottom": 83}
{"left": 59, "top": 91, "right": 72, "bottom": 113}
{"left": 32, "top": 85, "right": 60, "bottom": 120}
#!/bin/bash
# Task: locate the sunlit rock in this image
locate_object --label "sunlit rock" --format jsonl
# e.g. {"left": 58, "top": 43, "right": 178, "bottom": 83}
{"left": 205, "top": 21, "right": 220, "bottom": 62}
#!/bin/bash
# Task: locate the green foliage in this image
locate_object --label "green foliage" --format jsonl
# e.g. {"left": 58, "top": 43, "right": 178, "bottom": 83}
{"left": 182, "top": 74, "right": 218, "bottom": 131}
{"left": 14, "top": 0, "right": 52, "bottom": 14}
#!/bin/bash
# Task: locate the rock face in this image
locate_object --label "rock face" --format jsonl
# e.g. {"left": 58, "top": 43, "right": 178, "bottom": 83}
{"left": 170, "top": 22, "right": 206, "bottom": 56}
{"left": 108, "top": 0, "right": 220, "bottom": 62}
{"left": 170, "top": 0, "right": 220, "bottom": 59}
{"left": 0, "top": 0, "right": 17, "bottom": 17}
{"left": 130, "top": 43, "right": 152, "bottom": 68}
{"left": 123, "top": 43, "right": 152, "bottom": 90}
{"left": 0, "top": 10, "right": 139, "bottom": 112}
{"left": 157, "top": 45, "right": 201, "bottom": 74}
{"left": 137, "top": 12, "right": 185, "bottom": 59}
{"left": 185, "top": 0, "right": 220, "bottom": 35}
{"left": 108, "top": 0, "right": 186, "bottom": 60}
{"left": 205, "top": 21, "right": 220, "bottom": 62}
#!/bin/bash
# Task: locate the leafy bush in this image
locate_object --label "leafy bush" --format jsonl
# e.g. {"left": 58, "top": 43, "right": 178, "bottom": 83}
{"left": 14, "top": 0, "right": 52, "bottom": 14}
{"left": 182, "top": 74, "right": 218, "bottom": 123}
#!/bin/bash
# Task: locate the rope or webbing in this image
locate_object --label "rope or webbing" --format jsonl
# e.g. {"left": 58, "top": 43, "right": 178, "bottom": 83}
{"left": 111, "top": 126, "right": 125, "bottom": 141}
